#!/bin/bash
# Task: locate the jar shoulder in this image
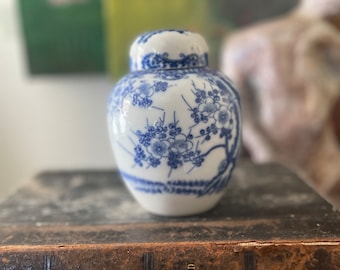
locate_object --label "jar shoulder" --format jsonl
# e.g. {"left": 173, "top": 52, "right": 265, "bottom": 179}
{"left": 113, "top": 68, "right": 239, "bottom": 99}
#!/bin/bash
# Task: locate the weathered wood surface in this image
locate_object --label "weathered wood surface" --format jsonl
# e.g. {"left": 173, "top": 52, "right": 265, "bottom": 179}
{"left": 0, "top": 160, "right": 339, "bottom": 269}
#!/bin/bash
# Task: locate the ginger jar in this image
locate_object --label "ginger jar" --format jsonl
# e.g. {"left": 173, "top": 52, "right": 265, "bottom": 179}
{"left": 107, "top": 29, "right": 241, "bottom": 216}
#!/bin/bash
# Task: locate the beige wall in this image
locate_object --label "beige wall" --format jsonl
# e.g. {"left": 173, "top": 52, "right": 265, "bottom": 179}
{"left": 0, "top": 0, "right": 116, "bottom": 199}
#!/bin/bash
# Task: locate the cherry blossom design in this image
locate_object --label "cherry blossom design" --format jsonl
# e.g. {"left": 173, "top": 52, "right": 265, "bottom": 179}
{"left": 108, "top": 69, "right": 240, "bottom": 195}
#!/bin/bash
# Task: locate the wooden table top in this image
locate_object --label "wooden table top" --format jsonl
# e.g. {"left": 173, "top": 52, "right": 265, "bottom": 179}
{"left": 0, "top": 160, "right": 338, "bottom": 269}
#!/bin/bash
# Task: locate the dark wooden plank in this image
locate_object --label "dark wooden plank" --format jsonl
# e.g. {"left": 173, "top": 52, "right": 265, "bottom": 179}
{"left": 0, "top": 242, "right": 339, "bottom": 270}
{"left": 0, "top": 242, "right": 340, "bottom": 270}
{"left": 0, "top": 217, "right": 339, "bottom": 246}
{"left": 0, "top": 160, "right": 338, "bottom": 245}
{"left": 0, "top": 160, "right": 337, "bottom": 225}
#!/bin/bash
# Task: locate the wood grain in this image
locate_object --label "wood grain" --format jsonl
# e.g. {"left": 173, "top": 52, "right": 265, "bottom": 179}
{"left": 0, "top": 160, "right": 339, "bottom": 269}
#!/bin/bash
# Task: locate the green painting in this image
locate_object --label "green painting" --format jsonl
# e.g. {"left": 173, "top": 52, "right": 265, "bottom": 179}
{"left": 19, "top": 0, "right": 105, "bottom": 74}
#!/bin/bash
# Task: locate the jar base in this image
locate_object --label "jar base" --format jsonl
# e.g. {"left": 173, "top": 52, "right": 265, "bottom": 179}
{"left": 130, "top": 191, "right": 225, "bottom": 217}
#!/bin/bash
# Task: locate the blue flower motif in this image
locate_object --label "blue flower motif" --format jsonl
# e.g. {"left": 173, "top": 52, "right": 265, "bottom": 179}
{"left": 132, "top": 95, "right": 152, "bottom": 108}
{"left": 147, "top": 139, "right": 170, "bottom": 158}
{"left": 138, "top": 132, "right": 152, "bottom": 147}
{"left": 191, "top": 111, "right": 200, "bottom": 124}
{"left": 191, "top": 154, "right": 204, "bottom": 167}
{"left": 167, "top": 151, "right": 183, "bottom": 169}
{"left": 155, "top": 124, "right": 167, "bottom": 132}
{"left": 154, "top": 81, "right": 168, "bottom": 92}
{"left": 168, "top": 123, "right": 182, "bottom": 137}
{"left": 198, "top": 101, "right": 220, "bottom": 124}
{"left": 131, "top": 82, "right": 154, "bottom": 108}
{"left": 147, "top": 126, "right": 157, "bottom": 138}
{"left": 208, "top": 89, "right": 221, "bottom": 102}
{"left": 148, "top": 156, "right": 161, "bottom": 168}
{"left": 194, "top": 90, "right": 206, "bottom": 104}
{"left": 139, "top": 82, "right": 152, "bottom": 95}
{"left": 134, "top": 145, "right": 146, "bottom": 166}
{"left": 169, "top": 134, "right": 193, "bottom": 154}
{"left": 211, "top": 123, "right": 218, "bottom": 134}
{"left": 155, "top": 123, "right": 168, "bottom": 139}
{"left": 214, "top": 105, "right": 230, "bottom": 129}
{"left": 201, "top": 102, "right": 219, "bottom": 115}
{"left": 182, "top": 150, "right": 195, "bottom": 162}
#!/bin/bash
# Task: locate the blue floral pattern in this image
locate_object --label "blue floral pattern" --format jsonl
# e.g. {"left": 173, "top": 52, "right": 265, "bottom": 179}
{"left": 140, "top": 52, "right": 208, "bottom": 70}
{"left": 108, "top": 68, "right": 240, "bottom": 196}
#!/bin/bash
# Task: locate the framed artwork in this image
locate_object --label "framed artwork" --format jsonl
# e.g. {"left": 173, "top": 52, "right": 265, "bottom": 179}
{"left": 18, "top": 0, "right": 105, "bottom": 74}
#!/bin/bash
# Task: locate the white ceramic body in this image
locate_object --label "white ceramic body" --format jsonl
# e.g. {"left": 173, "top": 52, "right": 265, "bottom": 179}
{"left": 107, "top": 30, "right": 241, "bottom": 216}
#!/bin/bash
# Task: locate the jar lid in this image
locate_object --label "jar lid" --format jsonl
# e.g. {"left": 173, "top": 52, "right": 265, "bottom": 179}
{"left": 129, "top": 29, "right": 209, "bottom": 71}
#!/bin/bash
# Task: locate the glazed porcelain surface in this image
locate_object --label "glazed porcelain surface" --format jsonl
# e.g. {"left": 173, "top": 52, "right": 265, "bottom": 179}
{"left": 107, "top": 30, "right": 241, "bottom": 216}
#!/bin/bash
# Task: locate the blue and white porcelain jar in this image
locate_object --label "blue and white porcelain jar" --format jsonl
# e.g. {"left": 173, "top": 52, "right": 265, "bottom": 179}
{"left": 107, "top": 30, "right": 241, "bottom": 216}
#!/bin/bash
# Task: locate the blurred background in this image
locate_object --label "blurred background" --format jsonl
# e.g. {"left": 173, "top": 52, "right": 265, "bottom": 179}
{"left": 0, "top": 0, "right": 297, "bottom": 200}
